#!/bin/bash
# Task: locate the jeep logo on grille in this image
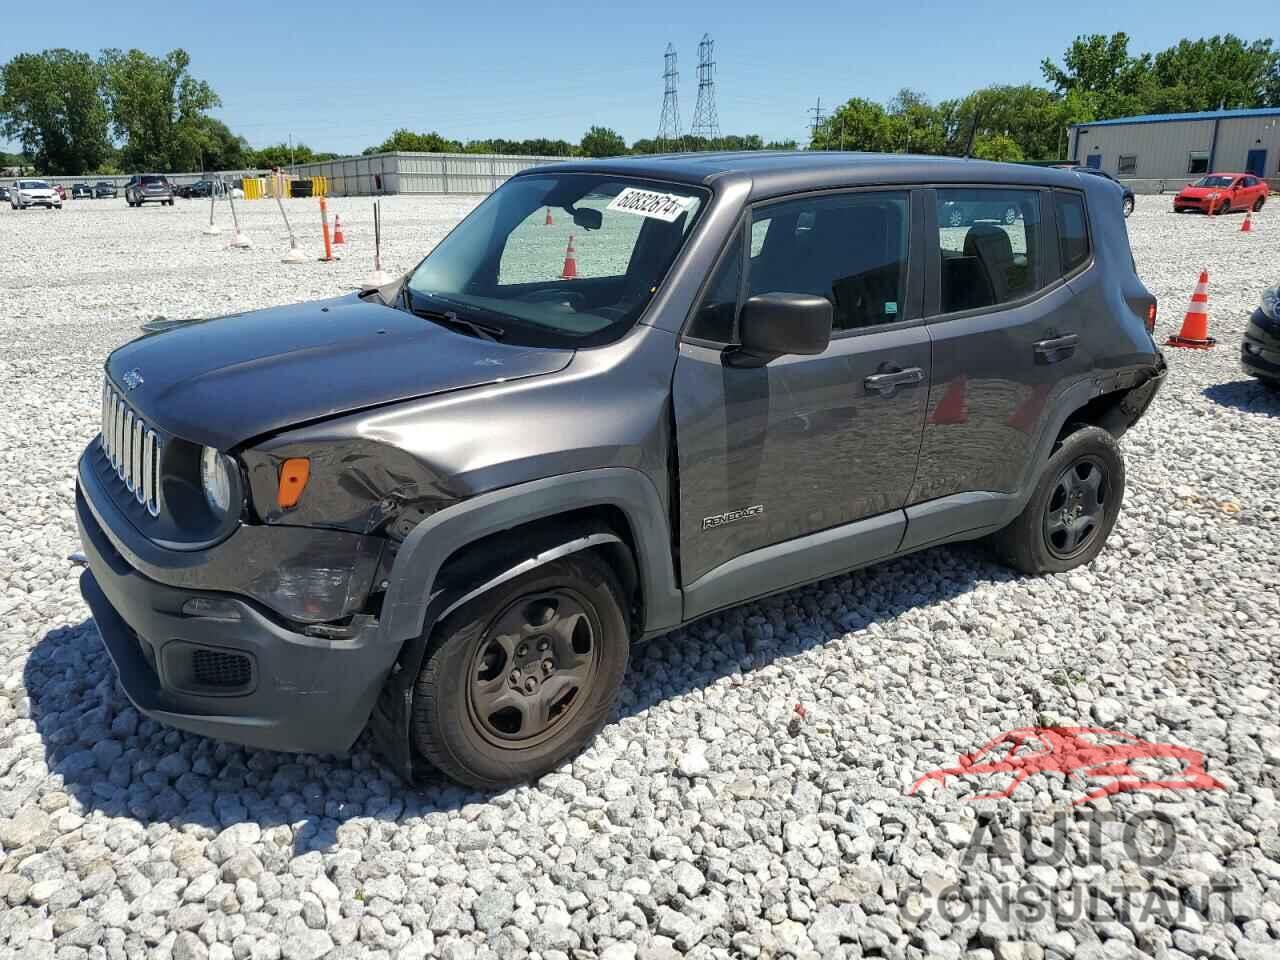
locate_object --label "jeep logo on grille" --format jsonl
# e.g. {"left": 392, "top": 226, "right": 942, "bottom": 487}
{"left": 121, "top": 368, "right": 144, "bottom": 390}
{"left": 702, "top": 504, "right": 764, "bottom": 531}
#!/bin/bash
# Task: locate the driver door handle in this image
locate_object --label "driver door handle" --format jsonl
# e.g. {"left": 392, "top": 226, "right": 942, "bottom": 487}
{"left": 864, "top": 366, "right": 925, "bottom": 397}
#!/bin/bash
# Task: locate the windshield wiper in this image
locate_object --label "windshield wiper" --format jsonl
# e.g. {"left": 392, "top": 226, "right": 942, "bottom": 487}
{"left": 402, "top": 288, "right": 506, "bottom": 341}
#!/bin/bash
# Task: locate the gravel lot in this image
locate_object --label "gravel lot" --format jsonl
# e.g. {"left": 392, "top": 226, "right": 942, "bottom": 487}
{"left": 1, "top": 193, "right": 1278, "bottom": 960}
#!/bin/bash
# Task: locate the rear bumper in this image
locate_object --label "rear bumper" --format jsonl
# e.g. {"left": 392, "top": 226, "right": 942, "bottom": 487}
{"left": 76, "top": 479, "right": 389, "bottom": 755}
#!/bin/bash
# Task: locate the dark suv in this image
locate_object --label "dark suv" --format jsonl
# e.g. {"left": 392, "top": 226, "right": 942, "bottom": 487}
{"left": 77, "top": 155, "right": 1165, "bottom": 788}
{"left": 125, "top": 174, "right": 174, "bottom": 207}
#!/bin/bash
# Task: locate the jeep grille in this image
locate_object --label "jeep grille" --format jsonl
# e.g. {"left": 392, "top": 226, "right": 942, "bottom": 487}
{"left": 100, "top": 380, "right": 161, "bottom": 516}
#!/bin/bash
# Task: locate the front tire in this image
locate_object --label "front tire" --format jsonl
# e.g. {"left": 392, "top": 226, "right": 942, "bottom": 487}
{"left": 1122, "top": 196, "right": 1135, "bottom": 217}
{"left": 411, "top": 555, "right": 629, "bottom": 790}
{"left": 991, "top": 425, "right": 1125, "bottom": 575}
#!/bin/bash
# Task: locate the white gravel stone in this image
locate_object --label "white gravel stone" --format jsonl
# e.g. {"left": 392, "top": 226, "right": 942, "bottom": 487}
{"left": 0, "top": 194, "right": 1276, "bottom": 958}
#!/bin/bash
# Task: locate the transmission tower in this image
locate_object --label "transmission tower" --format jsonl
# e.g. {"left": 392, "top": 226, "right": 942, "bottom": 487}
{"left": 689, "top": 33, "right": 721, "bottom": 150}
{"left": 807, "top": 97, "right": 827, "bottom": 148}
{"left": 657, "top": 43, "right": 683, "bottom": 152}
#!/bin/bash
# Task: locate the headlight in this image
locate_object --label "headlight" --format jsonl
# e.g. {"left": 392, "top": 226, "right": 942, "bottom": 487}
{"left": 1262, "top": 286, "right": 1280, "bottom": 322}
{"left": 200, "top": 447, "right": 236, "bottom": 514}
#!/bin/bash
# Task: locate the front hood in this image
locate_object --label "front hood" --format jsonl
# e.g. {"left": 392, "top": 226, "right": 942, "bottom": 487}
{"left": 21, "top": 189, "right": 55, "bottom": 198}
{"left": 106, "top": 293, "right": 573, "bottom": 449}
{"left": 1178, "top": 187, "right": 1218, "bottom": 198}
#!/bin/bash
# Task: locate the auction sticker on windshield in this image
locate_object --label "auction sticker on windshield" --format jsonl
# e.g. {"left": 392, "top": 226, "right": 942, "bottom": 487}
{"left": 607, "top": 187, "right": 697, "bottom": 223}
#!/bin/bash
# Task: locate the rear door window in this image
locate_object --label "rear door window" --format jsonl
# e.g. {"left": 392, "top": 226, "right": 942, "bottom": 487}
{"left": 1054, "top": 192, "right": 1090, "bottom": 276}
{"left": 936, "top": 189, "right": 1041, "bottom": 314}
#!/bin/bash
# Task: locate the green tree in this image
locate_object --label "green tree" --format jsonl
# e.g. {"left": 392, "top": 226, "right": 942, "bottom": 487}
{"left": 188, "top": 117, "right": 250, "bottom": 170}
{"left": 972, "top": 133, "right": 1025, "bottom": 163}
{"left": 887, "top": 89, "right": 947, "bottom": 154}
{"left": 0, "top": 49, "right": 111, "bottom": 174}
{"left": 99, "top": 48, "right": 220, "bottom": 171}
{"left": 764, "top": 139, "right": 799, "bottom": 151}
{"left": 365, "top": 128, "right": 463, "bottom": 154}
{"left": 1041, "top": 33, "right": 1153, "bottom": 119}
{"left": 813, "top": 97, "right": 896, "bottom": 151}
{"left": 941, "top": 85, "right": 1069, "bottom": 160}
{"left": 1149, "top": 36, "right": 1280, "bottom": 111}
{"left": 579, "top": 126, "right": 626, "bottom": 157}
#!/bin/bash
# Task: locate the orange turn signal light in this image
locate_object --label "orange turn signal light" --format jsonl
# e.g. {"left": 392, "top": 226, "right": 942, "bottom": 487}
{"left": 277, "top": 458, "right": 310, "bottom": 509}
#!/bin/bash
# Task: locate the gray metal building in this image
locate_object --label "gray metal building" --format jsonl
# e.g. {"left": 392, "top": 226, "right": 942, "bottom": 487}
{"left": 1067, "top": 107, "right": 1280, "bottom": 187}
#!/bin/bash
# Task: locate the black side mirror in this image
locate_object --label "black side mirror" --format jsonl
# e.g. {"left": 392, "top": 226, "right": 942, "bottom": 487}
{"left": 729, "top": 293, "right": 833, "bottom": 366}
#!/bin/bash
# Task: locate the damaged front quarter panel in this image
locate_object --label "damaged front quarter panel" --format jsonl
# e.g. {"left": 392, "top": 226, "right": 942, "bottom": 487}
{"left": 241, "top": 437, "right": 458, "bottom": 537}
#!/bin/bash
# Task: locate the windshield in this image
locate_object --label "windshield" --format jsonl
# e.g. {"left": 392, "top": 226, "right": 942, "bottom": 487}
{"left": 407, "top": 173, "right": 707, "bottom": 347}
{"left": 1193, "top": 176, "right": 1235, "bottom": 188}
{"left": 18, "top": 180, "right": 50, "bottom": 189}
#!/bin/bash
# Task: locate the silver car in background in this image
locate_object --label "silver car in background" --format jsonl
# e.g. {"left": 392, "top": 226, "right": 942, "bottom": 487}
{"left": 9, "top": 179, "right": 63, "bottom": 209}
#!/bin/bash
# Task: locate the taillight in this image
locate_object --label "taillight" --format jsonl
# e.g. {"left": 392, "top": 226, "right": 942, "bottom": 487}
{"left": 1145, "top": 301, "right": 1157, "bottom": 334}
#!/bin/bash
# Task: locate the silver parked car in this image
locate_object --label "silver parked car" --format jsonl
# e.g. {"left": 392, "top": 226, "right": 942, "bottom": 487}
{"left": 9, "top": 179, "right": 63, "bottom": 209}
{"left": 124, "top": 174, "right": 174, "bottom": 207}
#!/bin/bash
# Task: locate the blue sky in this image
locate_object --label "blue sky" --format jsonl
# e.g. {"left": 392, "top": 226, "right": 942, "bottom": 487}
{"left": 0, "top": 1, "right": 1257, "bottom": 156}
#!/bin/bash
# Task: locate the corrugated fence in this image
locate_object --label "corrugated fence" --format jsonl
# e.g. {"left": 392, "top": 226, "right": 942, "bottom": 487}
{"left": 283, "top": 152, "right": 565, "bottom": 197}
{"left": 9, "top": 153, "right": 565, "bottom": 199}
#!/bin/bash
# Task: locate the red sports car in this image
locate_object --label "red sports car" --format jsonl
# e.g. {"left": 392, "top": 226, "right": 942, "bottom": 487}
{"left": 1174, "top": 173, "right": 1269, "bottom": 215}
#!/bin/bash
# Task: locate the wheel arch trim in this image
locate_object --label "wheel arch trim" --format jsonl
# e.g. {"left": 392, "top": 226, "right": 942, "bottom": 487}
{"left": 378, "top": 467, "right": 682, "bottom": 649}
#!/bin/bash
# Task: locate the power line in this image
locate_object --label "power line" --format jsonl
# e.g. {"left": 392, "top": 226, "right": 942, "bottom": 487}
{"left": 689, "top": 34, "right": 721, "bottom": 150}
{"left": 657, "top": 43, "right": 683, "bottom": 153}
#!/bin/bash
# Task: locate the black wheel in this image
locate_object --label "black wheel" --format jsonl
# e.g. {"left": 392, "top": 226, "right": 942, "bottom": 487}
{"left": 1216, "top": 200, "right": 1230, "bottom": 216}
{"left": 990, "top": 425, "right": 1125, "bottom": 574}
{"left": 1254, "top": 197, "right": 1265, "bottom": 213}
{"left": 411, "top": 555, "right": 628, "bottom": 790}
{"left": 1122, "top": 196, "right": 1135, "bottom": 218}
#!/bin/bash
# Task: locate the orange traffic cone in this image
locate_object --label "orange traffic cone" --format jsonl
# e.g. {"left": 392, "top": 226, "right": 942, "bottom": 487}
{"left": 561, "top": 234, "right": 578, "bottom": 279}
{"left": 930, "top": 375, "right": 969, "bottom": 425}
{"left": 1166, "top": 270, "right": 1216, "bottom": 349}
{"left": 544, "top": 207, "right": 554, "bottom": 226}
{"left": 333, "top": 215, "right": 346, "bottom": 247}
{"left": 1241, "top": 212, "right": 1253, "bottom": 233}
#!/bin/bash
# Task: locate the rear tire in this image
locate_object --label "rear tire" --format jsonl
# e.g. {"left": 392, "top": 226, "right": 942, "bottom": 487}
{"left": 1122, "top": 196, "right": 1135, "bottom": 217}
{"left": 411, "top": 555, "right": 629, "bottom": 790}
{"left": 991, "top": 425, "right": 1125, "bottom": 575}
{"left": 1254, "top": 197, "right": 1266, "bottom": 213}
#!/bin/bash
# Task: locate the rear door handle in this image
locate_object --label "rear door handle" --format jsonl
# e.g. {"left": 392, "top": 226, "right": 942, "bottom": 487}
{"left": 864, "top": 366, "right": 925, "bottom": 397}
{"left": 1034, "top": 334, "right": 1078, "bottom": 362}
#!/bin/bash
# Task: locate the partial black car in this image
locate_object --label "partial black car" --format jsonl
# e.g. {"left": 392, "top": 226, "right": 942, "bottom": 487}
{"left": 1242, "top": 283, "right": 1280, "bottom": 390}
{"left": 94, "top": 181, "right": 118, "bottom": 199}
{"left": 71, "top": 183, "right": 93, "bottom": 199}
{"left": 125, "top": 174, "right": 174, "bottom": 207}
{"left": 1056, "top": 166, "right": 1136, "bottom": 217}
{"left": 185, "top": 180, "right": 218, "bottom": 198}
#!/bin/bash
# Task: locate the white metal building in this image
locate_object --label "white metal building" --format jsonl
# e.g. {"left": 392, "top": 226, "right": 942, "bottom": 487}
{"left": 1067, "top": 107, "right": 1280, "bottom": 184}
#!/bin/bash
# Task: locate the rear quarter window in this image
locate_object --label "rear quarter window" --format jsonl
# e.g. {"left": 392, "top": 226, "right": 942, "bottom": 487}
{"left": 1054, "top": 191, "right": 1090, "bottom": 275}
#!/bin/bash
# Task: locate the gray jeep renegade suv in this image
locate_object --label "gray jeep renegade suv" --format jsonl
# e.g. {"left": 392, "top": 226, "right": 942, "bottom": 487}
{"left": 77, "top": 153, "right": 1165, "bottom": 788}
